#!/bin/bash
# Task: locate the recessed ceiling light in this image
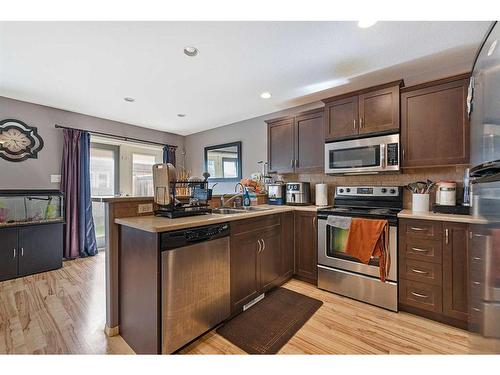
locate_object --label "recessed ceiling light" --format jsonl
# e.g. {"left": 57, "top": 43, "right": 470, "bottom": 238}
{"left": 488, "top": 40, "right": 497, "bottom": 56}
{"left": 184, "top": 46, "right": 199, "bottom": 57}
{"left": 358, "top": 20, "right": 377, "bottom": 28}
{"left": 124, "top": 97, "right": 135, "bottom": 102}
{"left": 260, "top": 92, "right": 272, "bottom": 99}
{"left": 177, "top": 113, "right": 186, "bottom": 118}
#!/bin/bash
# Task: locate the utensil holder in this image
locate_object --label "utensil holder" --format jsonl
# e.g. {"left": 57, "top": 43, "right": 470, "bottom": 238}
{"left": 412, "top": 193, "right": 430, "bottom": 212}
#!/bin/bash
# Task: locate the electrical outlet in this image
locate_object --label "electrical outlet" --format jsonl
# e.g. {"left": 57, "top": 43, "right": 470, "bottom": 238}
{"left": 51, "top": 174, "right": 61, "bottom": 183}
{"left": 138, "top": 203, "right": 153, "bottom": 214}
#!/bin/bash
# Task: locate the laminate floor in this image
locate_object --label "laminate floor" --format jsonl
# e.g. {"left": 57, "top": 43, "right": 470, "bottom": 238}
{"left": 0, "top": 253, "right": 497, "bottom": 354}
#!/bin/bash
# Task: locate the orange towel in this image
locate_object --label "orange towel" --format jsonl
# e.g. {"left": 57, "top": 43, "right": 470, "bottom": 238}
{"left": 344, "top": 218, "right": 390, "bottom": 282}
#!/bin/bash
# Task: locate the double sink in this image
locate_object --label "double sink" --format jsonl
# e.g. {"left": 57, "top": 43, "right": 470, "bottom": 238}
{"left": 212, "top": 206, "right": 272, "bottom": 215}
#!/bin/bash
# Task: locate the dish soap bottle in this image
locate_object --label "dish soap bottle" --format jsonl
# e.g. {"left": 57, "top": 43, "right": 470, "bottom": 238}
{"left": 243, "top": 188, "right": 251, "bottom": 207}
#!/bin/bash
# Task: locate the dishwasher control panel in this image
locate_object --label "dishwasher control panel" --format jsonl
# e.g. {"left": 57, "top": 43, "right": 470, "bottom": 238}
{"left": 161, "top": 222, "right": 230, "bottom": 250}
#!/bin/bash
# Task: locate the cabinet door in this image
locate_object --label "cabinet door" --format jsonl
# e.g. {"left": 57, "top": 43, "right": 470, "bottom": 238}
{"left": 260, "top": 225, "right": 282, "bottom": 292}
{"left": 294, "top": 211, "right": 317, "bottom": 284}
{"left": 324, "top": 96, "right": 359, "bottom": 141}
{"left": 0, "top": 228, "right": 18, "bottom": 281}
{"left": 295, "top": 110, "right": 324, "bottom": 172}
{"left": 267, "top": 117, "right": 295, "bottom": 173}
{"left": 281, "top": 211, "right": 294, "bottom": 278}
{"left": 401, "top": 78, "right": 469, "bottom": 167}
{"left": 443, "top": 222, "right": 469, "bottom": 322}
{"left": 230, "top": 231, "right": 260, "bottom": 313}
{"left": 18, "top": 223, "right": 63, "bottom": 277}
{"left": 359, "top": 85, "right": 399, "bottom": 135}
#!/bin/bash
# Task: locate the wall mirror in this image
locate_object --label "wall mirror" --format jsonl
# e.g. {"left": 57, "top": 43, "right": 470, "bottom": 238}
{"left": 204, "top": 141, "right": 242, "bottom": 182}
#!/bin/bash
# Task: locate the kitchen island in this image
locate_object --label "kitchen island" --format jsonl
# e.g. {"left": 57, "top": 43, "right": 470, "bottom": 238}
{"left": 115, "top": 204, "right": 324, "bottom": 354}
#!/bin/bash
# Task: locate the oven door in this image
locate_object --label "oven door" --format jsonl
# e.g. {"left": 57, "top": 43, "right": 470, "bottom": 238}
{"left": 317, "top": 217, "right": 398, "bottom": 282}
{"left": 324, "top": 134, "right": 399, "bottom": 175}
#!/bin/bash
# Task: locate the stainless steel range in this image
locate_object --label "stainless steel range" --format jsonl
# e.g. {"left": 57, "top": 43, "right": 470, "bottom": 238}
{"left": 317, "top": 186, "right": 403, "bottom": 311}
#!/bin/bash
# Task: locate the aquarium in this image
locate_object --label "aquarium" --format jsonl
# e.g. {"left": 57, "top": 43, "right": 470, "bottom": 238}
{"left": 0, "top": 190, "right": 64, "bottom": 227}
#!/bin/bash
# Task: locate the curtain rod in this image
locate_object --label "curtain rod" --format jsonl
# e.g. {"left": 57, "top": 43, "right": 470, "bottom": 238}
{"left": 54, "top": 124, "right": 178, "bottom": 149}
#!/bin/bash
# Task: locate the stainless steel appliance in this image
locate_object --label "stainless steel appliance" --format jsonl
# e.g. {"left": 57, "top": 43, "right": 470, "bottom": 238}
{"left": 286, "top": 182, "right": 311, "bottom": 205}
{"left": 467, "top": 21, "right": 500, "bottom": 341}
{"left": 267, "top": 183, "right": 286, "bottom": 205}
{"left": 160, "top": 223, "right": 230, "bottom": 353}
{"left": 324, "top": 134, "right": 400, "bottom": 175}
{"left": 317, "top": 186, "right": 403, "bottom": 311}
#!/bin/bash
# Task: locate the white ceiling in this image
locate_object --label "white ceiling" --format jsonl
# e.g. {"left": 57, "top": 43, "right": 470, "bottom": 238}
{"left": 0, "top": 21, "right": 491, "bottom": 136}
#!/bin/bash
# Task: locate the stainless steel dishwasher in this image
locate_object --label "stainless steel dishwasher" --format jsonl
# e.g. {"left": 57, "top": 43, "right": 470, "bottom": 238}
{"left": 160, "top": 222, "right": 230, "bottom": 353}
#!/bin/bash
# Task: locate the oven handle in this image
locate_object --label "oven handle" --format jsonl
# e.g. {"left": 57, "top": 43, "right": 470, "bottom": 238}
{"left": 380, "top": 143, "right": 386, "bottom": 169}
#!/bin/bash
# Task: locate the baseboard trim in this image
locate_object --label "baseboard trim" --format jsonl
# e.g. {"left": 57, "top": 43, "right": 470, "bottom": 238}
{"left": 104, "top": 324, "right": 120, "bottom": 337}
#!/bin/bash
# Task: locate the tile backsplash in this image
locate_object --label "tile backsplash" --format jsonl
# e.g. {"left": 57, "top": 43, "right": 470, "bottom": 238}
{"left": 283, "top": 165, "right": 468, "bottom": 208}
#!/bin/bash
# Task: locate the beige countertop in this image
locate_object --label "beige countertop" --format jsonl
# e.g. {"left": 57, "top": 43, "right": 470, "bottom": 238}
{"left": 115, "top": 204, "right": 328, "bottom": 232}
{"left": 398, "top": 209, "right": 488, "bottom": 224}
{"left": 92, "top": 196, "right": 153, "bottom": 203}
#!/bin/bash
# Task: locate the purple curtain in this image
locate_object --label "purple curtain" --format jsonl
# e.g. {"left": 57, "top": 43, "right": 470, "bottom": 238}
{"left": 61, "top": 129, "right": 98, "bottom": 258}
{"left": 163, "top": 145, "right": 176, "bottom": 166}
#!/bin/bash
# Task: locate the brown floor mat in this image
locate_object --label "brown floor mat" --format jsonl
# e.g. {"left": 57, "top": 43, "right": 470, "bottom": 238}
{"left": 216, "top": 287, "right": 323, "bottom": 354}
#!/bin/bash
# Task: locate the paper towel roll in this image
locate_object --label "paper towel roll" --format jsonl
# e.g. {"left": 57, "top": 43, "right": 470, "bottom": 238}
{"left": 315, "top": 183, "right": 328, "bottom": 206}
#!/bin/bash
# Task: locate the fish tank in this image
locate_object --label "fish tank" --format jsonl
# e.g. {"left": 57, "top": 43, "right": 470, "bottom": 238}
{"left": 0, "top": 190, "right": 64, "bottom": 227}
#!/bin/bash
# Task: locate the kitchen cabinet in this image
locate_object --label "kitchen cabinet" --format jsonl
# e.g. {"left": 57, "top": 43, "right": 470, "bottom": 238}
{"left": 267, "top": 108, "right": 324, "bottom": 174}
{"left": 442, "top": 222, "right": 469, "bottom": 322}
{"left": 323, "top": 81, "right": 402, "bottom": 141}
{"left": 294, "top": 211, "right": 317, "bottom": 284}
{"left": 0, "top": 223, "right": 63, "bottom": 282}
{"left": 401, "top": 74, "right": 470, "bottom": 168}
{"left": 230, "top": 214, "right": 289, "bottom": 313}
{"left": 281, "top": 211, "right": 294, "bottom": 278}
{"left": 399, "top": 218, "right": 469, "bottom": 329}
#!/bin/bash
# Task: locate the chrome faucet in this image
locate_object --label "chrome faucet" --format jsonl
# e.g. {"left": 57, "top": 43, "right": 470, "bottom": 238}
{"left": 220, "top": 183, "right": 245, "bottom": 208}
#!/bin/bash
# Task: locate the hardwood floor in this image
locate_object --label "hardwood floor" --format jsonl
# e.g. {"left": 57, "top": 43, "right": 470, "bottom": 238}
{"left": 0, "top": 253, "right": 497, "bottom": 354}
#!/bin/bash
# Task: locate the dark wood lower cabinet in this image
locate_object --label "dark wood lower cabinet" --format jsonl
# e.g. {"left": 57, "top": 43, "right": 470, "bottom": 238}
{"left": 260, "top": 225, "right": 283, "bottom": 291}
{"left": 294, "top": 211, "right": 317, "bottom": 284}
{"left": 442, "top": 223, "right": 469, "bottom": 322}
{"left": 0, "top": 223, "right": 63, "bottom": 282}
{"left": 399, "top": 218, "right": 469, "bottom": 329}
{"left": 0, "top": 228, "right": 18, "bottom": 281}
{"left": 281, "top": 211, "right": 294, "bottom": 278}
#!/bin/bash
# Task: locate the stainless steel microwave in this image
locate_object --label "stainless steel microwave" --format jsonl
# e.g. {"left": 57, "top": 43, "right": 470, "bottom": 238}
{"left": 324, "top": 134, "right": 400, "bottom": 175}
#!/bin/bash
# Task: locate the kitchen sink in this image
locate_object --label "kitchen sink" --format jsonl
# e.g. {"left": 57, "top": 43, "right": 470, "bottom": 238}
{"left": 241, "top": 206, "right": 272, "bottom": 211}
{"left": 212, "top": 208, "right": 246, "bottom": 215}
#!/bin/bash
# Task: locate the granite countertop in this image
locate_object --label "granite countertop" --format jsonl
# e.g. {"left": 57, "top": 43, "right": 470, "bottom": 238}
{"left": 398, "top": 209, "right": 488, "bottom": 224}
{"left": 115, "top": 204, "right": 328, "bottom": 232}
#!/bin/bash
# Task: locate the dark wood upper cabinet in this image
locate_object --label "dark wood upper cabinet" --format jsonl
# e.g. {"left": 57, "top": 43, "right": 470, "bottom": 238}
{"left": 442, "top": 222, "right": 469, "bottom": 322}
{"left": 323, "top": 81, "right": 402, "bottom": 141}
{"left": 295, "top": 110, "right": 324, "bottom": 173}
{"left": 267, "top": 108, "right": 324, "bottom": 174}
{"left": 294, "top": 211, "right": 317, "bottom": 284}
{"left": 401, "top": 75, "right": 470, "bottom": 168}
{"left": 324, "top": 96, "right": 359, "bottom": 140}
{"left": 358, "top": 85, "right": 400, "bottom": 135}
{"left": 267, "top": 117, "right": 295, "bottom": 174}
{"left": 0, "top": 228, "right": 18, "bottom": 282}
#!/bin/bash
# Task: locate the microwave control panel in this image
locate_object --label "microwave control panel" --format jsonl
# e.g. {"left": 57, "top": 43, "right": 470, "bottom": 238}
{"left": 387, "top": 143, "right": 399, "bottom": 166}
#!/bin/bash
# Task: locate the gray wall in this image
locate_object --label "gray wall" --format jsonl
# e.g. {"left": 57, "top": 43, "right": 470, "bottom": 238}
{"left": 184, "top": 102, "right": 322, "bottom": 194}
{"left": 0, "top": 96, "right": 184, "bottom": 189}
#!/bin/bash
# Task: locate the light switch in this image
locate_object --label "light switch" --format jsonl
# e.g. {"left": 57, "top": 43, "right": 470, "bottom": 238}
{"left": 51, "top": 174, "right": 61, "bottom": 183}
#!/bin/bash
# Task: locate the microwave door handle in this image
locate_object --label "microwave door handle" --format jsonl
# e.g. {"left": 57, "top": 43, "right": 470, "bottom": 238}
{"left": 380, "top": 144, "right": 386, "bottom": 168}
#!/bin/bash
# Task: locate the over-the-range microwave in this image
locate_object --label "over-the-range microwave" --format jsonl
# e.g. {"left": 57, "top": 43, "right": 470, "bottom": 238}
{"left": 324, "top": 133, "right": 400, "bottom": 175}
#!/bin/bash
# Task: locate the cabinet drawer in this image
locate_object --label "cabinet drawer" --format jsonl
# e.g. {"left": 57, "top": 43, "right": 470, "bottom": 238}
{"left": 399, "top": 278, "right": 443, "bottom": 313}
{"left": 400, "top": 259, "right": 442, "bottom": 286}
{"left": 401, "top": 238, "right": 442, "bottom": 263}
{"left": 231, "top": 214, "right": 280, "bottom": 235}
{"left": 401, "top": 219, "right": 442, "bottom": 239}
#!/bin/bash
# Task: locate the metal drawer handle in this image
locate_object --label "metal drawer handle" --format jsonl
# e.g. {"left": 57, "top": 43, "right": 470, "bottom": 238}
{"left": 472, "top": 281, "right": 481, "bottom": 286}
{"left": 472, "top": 307, "right": 481, "bottom": 312}
{"left": 13, "top": 248, "right": 16, "bottom": 259}
{"left": 257, "top": 239, "right": 262, "bottom": 253}
{"left": 445, "top": 228, "right": 449, "bottom": 244}
{"left": 411, "top": 247, "right": 429, "bottom": 253}
{"left": 411, "top": 291, "right": 429, "bottom": 299}
{"left": 21, "top": 247, "right": 24, "bottom": 256}
{"left": 261, "top": 239, "right": 266, "bottom": 252}
{"left": 411, "top": 268, "right": 429, "bottom": 275}
{"left": 353, "top": 119, "right": 356, "bottom": 130}
{"left": 472, "top": 256, "right": 482, "bottom": 261}
{"left": 410, "top": 227, "right": 426, "bottom": 231}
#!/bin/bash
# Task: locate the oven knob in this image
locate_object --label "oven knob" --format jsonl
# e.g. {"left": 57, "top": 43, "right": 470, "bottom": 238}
{"left": 381, "top": 188, "right": 387, "bottom": 193}
{"left": 339, "top": 188, "right": 344, "bottom": 193}
{"left": 390, "top": 188, "right": 396, "bottom": 194}
{"left": 346, "top": 188, "right": 351, "bottom": 193}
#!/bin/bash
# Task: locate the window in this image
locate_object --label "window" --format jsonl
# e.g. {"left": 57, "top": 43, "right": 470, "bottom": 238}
{"left": 222, "top": 158, "right": 238, "bottom": 178}
{"left": 132, "top": 153, "right": 157, "bottom": 196}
